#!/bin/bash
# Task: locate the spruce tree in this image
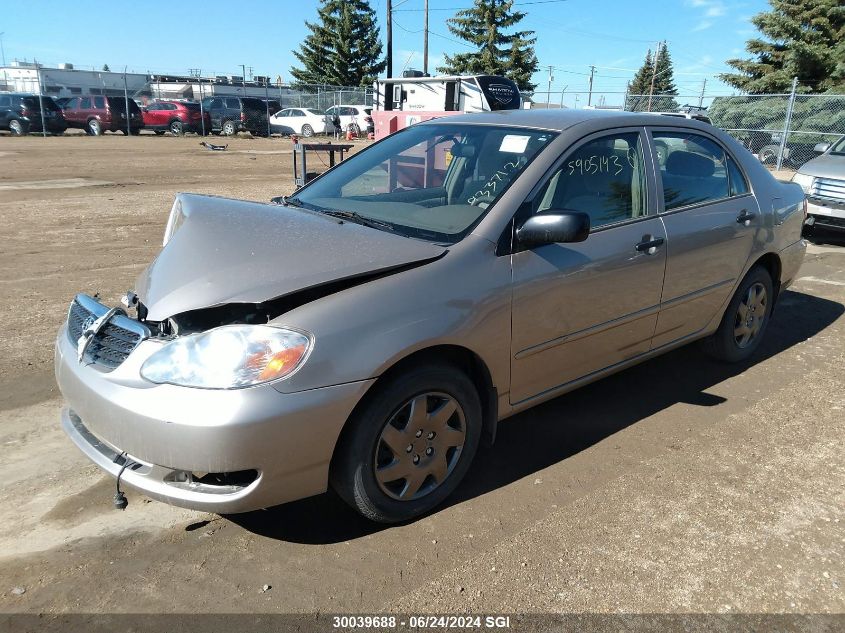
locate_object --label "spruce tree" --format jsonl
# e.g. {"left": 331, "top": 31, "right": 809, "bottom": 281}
{"left": 291, "top": 0, "right": 385, "bottom": 87}
{"left": 626, "top": 43, "right": 678, "bottom": 111}
{"left": 102, "top": 64, "right": 110, "bottom": 72}
{"left": 720, "top": 0, "right": 845, "bottom": 93}
{"left": 438, "top": 0, "right": 539, "bottom": 92}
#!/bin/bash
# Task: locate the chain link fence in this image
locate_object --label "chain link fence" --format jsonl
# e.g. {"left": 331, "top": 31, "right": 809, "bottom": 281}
{"left": 624, "top": 92, "right": 845, "bottom": 170}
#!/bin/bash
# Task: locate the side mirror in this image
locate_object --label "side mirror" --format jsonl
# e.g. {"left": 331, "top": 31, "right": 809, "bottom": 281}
{"left": 516, "top": 211, "right": 590, "bottom": 248}
{"left": 814, "top": 142, "right": 831, "bottom": 154}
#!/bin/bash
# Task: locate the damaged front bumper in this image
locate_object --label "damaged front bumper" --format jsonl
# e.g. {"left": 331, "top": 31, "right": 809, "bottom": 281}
{"left": 55, "top": 323, "right": 374, "bottom": 513}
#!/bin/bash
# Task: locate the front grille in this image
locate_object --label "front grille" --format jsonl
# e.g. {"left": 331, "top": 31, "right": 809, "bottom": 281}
{"left": 66, "top": 295, "right": 150, "bottom": 370}
{"left": 813, "top": 215, "right": 845, "bottom": 229}
{"left": 811, "top": 177, "right": 845, "bottom": 202}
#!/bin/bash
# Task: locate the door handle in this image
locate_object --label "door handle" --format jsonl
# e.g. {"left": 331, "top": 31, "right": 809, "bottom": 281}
{"left": 635, "top": 236, "right": 665, "bottom": 254}
{"left": 736, "top": 209, "right": 756, "bottom": 226}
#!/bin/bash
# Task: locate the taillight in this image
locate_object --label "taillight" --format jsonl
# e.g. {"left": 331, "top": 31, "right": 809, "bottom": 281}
{"left": 20, "top": 107, "right": 31, "bottom": 117}
{"left": 240, "top": 112, "right": 246, "bottom": 122}
{"left": 191, "top": 111, "right": 201, "bottom": 119}
{"left": 365, "top": 116, "right": 373, "bottom": 123}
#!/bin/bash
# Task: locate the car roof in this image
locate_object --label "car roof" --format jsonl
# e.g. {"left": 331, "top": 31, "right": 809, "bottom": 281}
{"left": 419, "top": 108, "right": 713, "bottom": 132}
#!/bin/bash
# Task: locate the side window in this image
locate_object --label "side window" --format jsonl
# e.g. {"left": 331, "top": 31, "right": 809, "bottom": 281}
{"left": 80, "top": 97, "right": 91, "bottom": 109}
{"left": 225, "top": 98, "right": 240, "bottom": 109}
{"left": 93, "top": 96, "right": 105, "bottom": 109}
{"left": 534, "top": 131, "right": 648, "bottom": 229}
{"left": 653, "top": 131, "right": 729, "bottom": 211}
{"left": 0, "top": 96, "right": 11, "bottom": 107}
{"left": 727, "top": 155, "right": 749, "bottom": 196}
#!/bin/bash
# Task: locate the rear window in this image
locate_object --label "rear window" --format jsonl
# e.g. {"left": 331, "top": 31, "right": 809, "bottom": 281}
{"left": 240, "top": 98, "right": 265, "bottom": 111}
{"left": 22, "top": 97, "right": 60, "bottom": 112}
{"left": 183, "top": 102, "right": 201, "bottom": 112}
{"left": 107, "top": 97, "right": 140, "bottom": 114}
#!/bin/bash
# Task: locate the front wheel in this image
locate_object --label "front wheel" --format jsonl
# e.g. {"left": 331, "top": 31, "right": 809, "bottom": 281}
{"left": 700, "top": 266, "right": 774, "bottom": 362}
{"left": 331, "top": 365, "right": 482, "bottom": 523}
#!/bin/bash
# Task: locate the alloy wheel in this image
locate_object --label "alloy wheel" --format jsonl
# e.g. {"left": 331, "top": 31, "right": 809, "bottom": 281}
{"left": 734, "top": 282, "right": 767, "bottom": 348}
{"left": 374, "top": 392, "right": 466, "bottom": 501}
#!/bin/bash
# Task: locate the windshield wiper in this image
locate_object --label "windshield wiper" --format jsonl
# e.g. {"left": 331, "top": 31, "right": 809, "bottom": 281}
{"left": 318, "top": 209, "right": 399, "bottom": 233}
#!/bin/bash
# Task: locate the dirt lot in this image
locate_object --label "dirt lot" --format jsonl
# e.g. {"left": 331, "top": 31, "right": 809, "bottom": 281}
{"left": 0, "top": 136, "right": 843, "bottom": 621}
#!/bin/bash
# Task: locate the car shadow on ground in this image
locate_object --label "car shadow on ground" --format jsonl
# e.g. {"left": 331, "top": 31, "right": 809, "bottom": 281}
{"left": 228, "top": 290, "right": 843, "bottom": 544}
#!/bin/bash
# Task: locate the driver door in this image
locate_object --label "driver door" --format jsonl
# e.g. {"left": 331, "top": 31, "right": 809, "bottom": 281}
{"left": 510, "top": 128, "right": 667, "bottom": 404}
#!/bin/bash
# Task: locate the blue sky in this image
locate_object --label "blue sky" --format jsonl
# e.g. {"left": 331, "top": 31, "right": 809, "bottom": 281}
{"left": 2, "top": 0, "right": 768, "bottom": 106}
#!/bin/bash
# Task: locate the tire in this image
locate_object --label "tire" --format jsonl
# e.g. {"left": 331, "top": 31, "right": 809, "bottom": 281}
{"left": 301, "top": 124, "right": 314, "bottom": 137}
{"left": 87, "top": 119, "right": 102, "bottom": 136}
{"left": 130, "top": 128, "right": 141, "bottom": 135}
{"left": 222, "top": 120, "right": 237, "bottom": 136}
{"left": 759, "top": 147, "right": 777, "bottom": 165}
{"left": 169, "top": 119, "right": 183, "bottom": 135}
{"left": 331, "top": 364, "right": 482, "bottom": 523}
{"left": 700, "top": 266, "right": 774, "bottom": 363}
{"left": 154, "top": 130, "right": 165, "bottom": 136}
{"left": 8, "top": 119, "right": 26, "bottom": 136}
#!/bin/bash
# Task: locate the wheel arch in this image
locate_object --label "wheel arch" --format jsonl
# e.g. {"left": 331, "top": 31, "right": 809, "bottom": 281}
{"left": 751, "top": 251, "right": 782, "bottom": 307}
{"left": 329, "top": 344, "right": 499, "bottom": 474}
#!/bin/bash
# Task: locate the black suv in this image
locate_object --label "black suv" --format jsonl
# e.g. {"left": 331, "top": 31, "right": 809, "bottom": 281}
{"left": 200, "top": 96, "right": 269, "bottom": 136}
{"left": 0, "top": 94, "right": 67, "bottom": 135}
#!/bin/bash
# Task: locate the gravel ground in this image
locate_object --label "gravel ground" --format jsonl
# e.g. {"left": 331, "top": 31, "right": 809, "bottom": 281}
{"left": 0, "top": 136, "right": 842, "bottom": 625}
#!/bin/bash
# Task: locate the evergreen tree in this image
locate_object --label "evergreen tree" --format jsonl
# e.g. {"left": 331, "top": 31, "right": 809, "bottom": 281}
{"left": 438, "top": 0, "right": 539, "bottom": 92}
{"left": 720, "top": 0, "right": 845, "bottom": 93}
{"left": 626, "top": 43, "right": 678, "bottom": 111}
{"left": 102, "top": 64, "right": 110, "bottom": 72}
{"left": 291, "top": 0, "right": 385, "bottom": 87}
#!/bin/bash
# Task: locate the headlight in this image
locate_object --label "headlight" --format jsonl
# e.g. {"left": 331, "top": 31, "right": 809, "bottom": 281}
{"left": 792, "top": 172, "right": 815, "bottom": 193}
{"left": 140, "top": 325, "right": 312, "bottom": 389}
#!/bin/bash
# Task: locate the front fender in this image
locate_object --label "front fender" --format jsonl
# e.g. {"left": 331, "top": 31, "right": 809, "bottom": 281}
{"left": 271, "top": 235, "right": 512, "bottom": 397}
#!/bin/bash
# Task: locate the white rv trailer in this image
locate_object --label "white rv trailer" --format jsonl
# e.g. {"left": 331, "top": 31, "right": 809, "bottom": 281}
{"left": 371, "top": 74, "right": 521, "bottom": 139}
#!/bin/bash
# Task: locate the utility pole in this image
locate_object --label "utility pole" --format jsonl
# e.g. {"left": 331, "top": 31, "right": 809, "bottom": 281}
{"left": 587, "top": 65, "right": 596, "bottom": 106}
{"left": 386, "top": 0, "right": 393, "bottom": 79}
{"left": 647, "top": 41, "right": 662, "bottom": 112}
{"left": 423, "top": 0, "right": 429, "bottom": 75}
{"left": 559, "top": 84, "right": 567, "bottom": 108}
{"left": 0, "top": 32, "right": 6, "bottom": 66}
{"left": 698, "top": 77, "right": 707, "bottom": 108}
{"left": 547, "top": 65, "right": 554, "bottom": 105}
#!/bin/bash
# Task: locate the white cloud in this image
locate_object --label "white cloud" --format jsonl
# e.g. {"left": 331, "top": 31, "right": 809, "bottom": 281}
{"left": 685, "top": 0, "right": 728, "bottom": 27}
{"left": 692, "top": 20, "right": 714, "bottom": 31}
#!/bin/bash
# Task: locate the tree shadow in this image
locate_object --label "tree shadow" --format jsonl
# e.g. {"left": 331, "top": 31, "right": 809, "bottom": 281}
{"left": 228, "top": 289, "right": 843, "bottom": 544}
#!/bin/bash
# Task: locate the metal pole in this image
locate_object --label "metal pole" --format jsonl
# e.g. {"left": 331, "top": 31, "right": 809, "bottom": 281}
{"left": 36, "top": 63, "right": 47, "bottom": 138}
{"left": 587, "top": 65, "right": 596, "bottom": 106}
{"left": 0, "top": 32, "right": 6, "bottom": 66}
{"left": 776, "top": 76, "right": 798, "bottom": 171}
{"left": 698, "top": 78, "right": 707, "bottom": 108}
{"left": 559, "top": 84, "right": 567, "bottom": 108}
{"left": 198, "top": 75, "right": 206, "bottom": 136}
{"left": 423, "top": 0, "right": 429, "bottom": 75}
{"left": 386, "top": 0, "right": 393, "bottom": 79}
{"left": 264, "top": 78, "right": 270, "bottom": 137}
{"left": 123, "top": 67, "right": 131, "bottom": 136}
{"left": 623, "top": 81, "right": 630, "bottom": 111}
{"left": 546, "top": 65, "right": 553, "bottom": 106}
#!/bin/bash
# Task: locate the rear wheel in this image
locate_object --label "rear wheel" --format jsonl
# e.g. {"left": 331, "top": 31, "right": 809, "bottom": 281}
{"left": 331, "top": 364, "right": 482, "bottom": 523}
{"left": 130, "top": 127, "right": 141, "bottom": 135}
{"left": 169, "top": 119, "right": 183, "bottom": 135}
{"left": 8, "top": 119, "right": 26, "bottom": 136}
{"left": 301, "top": 123, "right": 314, "bottom": 137}
{"left": 700, "top": 266, "right": 774, "bottom": 362}
{"left": 222, "top": 120, "right": 237, "bottom": 136}
{"left": 87, "top": 119, "right": 102, "bottom": 136}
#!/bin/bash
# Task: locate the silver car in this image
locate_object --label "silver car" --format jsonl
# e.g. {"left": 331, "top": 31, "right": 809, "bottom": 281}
{"left": 793, "top": 136, "right": 845, "bottom": 236}
{"left": 56, "top": 110, "right": 806, "bottom": 523}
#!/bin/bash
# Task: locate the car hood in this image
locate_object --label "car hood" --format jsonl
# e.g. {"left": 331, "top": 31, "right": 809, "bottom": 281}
{"left": 136, "top": 193, "right": 446, "bottom": 321}
{"left": 800, "top": 152, "right": 845, "bottom": 180}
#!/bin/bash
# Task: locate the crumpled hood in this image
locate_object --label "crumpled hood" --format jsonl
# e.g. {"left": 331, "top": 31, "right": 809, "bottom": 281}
{"left": 136, "top": 193, "right": 446, "bottom": 321}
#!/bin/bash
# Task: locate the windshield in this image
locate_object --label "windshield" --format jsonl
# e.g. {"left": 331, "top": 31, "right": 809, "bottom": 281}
{"left": 830, "top": 135, "right": 845, "bottom": 155}
{"left": 291, "top": 123, "right": 555, "bottom": 242}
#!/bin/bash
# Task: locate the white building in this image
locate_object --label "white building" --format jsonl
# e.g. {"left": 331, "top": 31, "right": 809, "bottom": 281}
{"left": 0, "top": 61, "right": 149, "bottom": 98}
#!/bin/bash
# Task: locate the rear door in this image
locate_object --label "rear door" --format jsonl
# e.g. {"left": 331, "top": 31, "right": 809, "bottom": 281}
{"left": 510, "top": 128, "right": 667, "bottom": 404}
{"left": 649, "top": 127, "right": 758, "bottom": 348}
